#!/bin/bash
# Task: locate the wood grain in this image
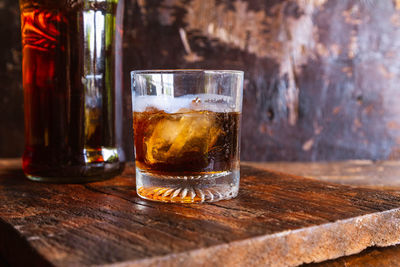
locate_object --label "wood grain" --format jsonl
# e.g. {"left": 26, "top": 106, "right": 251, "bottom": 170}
{"left": 1, "top": 159, "right": 400, "bottom": 266}
{"left": 245, "top": 160, "right": 400, "bottom": 190}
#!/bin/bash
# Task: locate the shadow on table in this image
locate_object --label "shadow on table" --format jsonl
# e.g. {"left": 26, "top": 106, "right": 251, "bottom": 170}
{"left": 0, "top": 168, "right": 27, "bottom": 184}
{"left": 0, "top": 159, "right": 25, "bottom": 183}
{"left": 304, "top": 245, "right": 400, "bottom": 266}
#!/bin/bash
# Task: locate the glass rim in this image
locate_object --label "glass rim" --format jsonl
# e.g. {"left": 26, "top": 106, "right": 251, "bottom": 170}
{"left": 130, "top": 69, "right": 244, "bottom": 75}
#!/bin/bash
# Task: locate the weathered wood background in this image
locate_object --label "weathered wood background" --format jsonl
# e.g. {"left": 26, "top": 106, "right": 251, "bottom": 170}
{"left": 2, "top": 0, "right": 400, "bottom": 161}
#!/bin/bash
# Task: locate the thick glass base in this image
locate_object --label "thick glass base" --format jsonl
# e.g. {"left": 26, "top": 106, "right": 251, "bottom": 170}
{"left": 23, "top": 146, "right": 125, "bottom": 183}
{"left": 136, "top": 168, "right": 240, "bottom": 203}
{"left": 24, "top": 162, "right": 125, "bottom": 183}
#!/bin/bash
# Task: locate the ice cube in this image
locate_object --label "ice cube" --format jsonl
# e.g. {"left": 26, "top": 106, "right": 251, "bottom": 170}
{"left": 144, "top": 111, "right": 223, "bottom": 165}
{"left": 144, "top": 115, "right": 189, "bottom": 164}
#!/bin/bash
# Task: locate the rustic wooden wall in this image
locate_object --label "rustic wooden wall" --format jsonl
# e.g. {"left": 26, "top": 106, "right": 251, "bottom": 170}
{"left": 1, "top": 0, "right": 400, "bottom": 161}
{"left": 0, "top": 0, "right": 24, "bottom": 157}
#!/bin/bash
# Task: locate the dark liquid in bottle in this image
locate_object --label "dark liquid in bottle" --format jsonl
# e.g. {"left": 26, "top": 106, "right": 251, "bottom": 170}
{"left": 20, "top": 0, "right": 123, "bottom": 182}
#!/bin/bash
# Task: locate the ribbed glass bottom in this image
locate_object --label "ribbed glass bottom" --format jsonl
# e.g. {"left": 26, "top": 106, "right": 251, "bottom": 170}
{"left": 136, "top": 168, "right": 240, "bottom": 203}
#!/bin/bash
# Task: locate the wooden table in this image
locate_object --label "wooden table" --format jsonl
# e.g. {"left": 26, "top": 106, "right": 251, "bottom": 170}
{"left": 1, "top": 159, "right": 400, "bottom": 266}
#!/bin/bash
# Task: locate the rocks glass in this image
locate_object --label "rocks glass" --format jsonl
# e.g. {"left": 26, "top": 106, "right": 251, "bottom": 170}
{"left": 131, "top": 70, "right": 243, "bottom": 203}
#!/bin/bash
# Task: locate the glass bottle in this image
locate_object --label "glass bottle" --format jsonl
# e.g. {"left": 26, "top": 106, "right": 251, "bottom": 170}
{"left": 19, "top": 0, "right": 124, "bottom": 182}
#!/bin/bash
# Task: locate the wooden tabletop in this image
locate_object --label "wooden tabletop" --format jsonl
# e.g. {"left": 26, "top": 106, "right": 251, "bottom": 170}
{"left": 1, "top": 159, "right": 400, "bottom": 266}
{"left": 246, "top": 160, "right": 400, "bottom": 190}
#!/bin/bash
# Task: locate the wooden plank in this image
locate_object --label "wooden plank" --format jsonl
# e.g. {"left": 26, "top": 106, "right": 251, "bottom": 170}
{"left": 245, "top": 160, "right": 400, "bottom": 189}
{"left": 1, "top": 159, "right": 400, "bottom": 266}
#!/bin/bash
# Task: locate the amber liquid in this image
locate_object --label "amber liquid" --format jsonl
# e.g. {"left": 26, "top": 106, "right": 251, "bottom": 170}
{"left": 134, "top": 108, "right": 240, "bottom": 202}
{"left": 133, "top": 110, "right": 240, "bottom": 176}
{"left": 20, "top": 0, "right": 123, "bottom": 182}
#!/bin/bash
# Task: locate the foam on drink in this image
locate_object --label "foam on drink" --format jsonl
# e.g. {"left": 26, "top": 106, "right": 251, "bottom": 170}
{"left": 133, "top": 94, "right": 233, "bottom": 113}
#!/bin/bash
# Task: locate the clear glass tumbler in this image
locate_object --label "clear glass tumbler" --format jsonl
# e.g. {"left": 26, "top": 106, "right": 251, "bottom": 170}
{"left": 131, "top": 70, "right": 243, "bottom": 203}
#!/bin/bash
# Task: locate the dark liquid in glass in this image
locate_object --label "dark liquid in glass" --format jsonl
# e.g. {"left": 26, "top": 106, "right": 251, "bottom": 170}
{"left": 133, "top": 109, "right": 240, "bottom": 176}
{"left": 20, "top": 0, "right": 123, "bottom": 182}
